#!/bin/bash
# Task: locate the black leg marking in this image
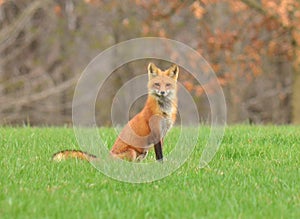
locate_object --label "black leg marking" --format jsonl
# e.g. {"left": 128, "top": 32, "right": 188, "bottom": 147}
{"left": 154, "top": 140, "right": 163, "bottom": 162}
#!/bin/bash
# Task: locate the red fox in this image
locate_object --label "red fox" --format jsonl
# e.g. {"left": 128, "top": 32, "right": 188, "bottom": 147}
{"left": 52, "top": 62, "right": 179, "bottom": 162}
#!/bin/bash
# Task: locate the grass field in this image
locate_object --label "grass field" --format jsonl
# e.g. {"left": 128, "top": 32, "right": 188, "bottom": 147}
{"left": 0, "top": 126, "right": 299, "bottom": 219}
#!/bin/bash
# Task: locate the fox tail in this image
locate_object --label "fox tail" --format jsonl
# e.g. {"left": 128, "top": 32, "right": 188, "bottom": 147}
{"left": 52, "top": 150, "right": 97, "bottom": 162}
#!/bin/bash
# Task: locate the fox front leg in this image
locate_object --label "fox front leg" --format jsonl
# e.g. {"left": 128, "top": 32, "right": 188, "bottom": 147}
{"left": 149, "top": 115, "right": 166, "bottom": 162}
{"left": 154, "top": 139, "right": 163, "bottom": 162}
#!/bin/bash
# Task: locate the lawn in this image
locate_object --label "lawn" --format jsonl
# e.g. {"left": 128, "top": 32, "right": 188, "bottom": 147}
{"left": 0, "top": 126, "right": 299, "bottom": 219}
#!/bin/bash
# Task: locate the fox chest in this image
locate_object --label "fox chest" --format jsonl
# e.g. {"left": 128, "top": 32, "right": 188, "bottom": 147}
{"left": 157, "top": 100, "right": 175, "bottom": 135}
{"left": 158, "top": 99, "right": 173, "bottom": 115}
{"left": 160, "top": 117, "right": 173, "bottom": 137}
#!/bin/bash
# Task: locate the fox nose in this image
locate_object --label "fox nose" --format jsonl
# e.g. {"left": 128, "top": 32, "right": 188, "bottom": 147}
{"left": 160, "top": 91, "right": 165, "bottom": 95}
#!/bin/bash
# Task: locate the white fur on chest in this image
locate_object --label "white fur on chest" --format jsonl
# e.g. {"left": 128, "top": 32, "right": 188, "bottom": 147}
{"left": 158, "top": 98, "right": 173, "bottom": 115}
{"left": 157, "top": 98, "right": 175, "bottom": 137}
{"left": 160, "top": 116, "right": 173, "bottom": 138}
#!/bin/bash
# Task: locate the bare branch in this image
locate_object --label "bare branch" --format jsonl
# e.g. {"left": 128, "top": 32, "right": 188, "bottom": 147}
{"left": 0, "top": 76, "right": 78, "bottom": 108}
{"left": 0, "top": 0, "right": 50, "bottom": 48}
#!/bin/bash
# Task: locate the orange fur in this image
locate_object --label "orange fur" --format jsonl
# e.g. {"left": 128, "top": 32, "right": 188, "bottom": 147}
{"left": 52, "top": 150, "right": 97, "bottom": 162}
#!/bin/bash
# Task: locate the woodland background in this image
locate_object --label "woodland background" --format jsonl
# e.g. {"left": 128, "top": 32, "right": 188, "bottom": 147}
{"left": 0, "top": 0, "right": 299, "bottom": 126}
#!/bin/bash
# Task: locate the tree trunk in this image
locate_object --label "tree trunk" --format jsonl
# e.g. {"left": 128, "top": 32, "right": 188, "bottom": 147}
{"left": 292, "top": 27, "right": 300, "bottom": 124}
{"left": 293, "top": 70, "right": 300, "bottom": 124}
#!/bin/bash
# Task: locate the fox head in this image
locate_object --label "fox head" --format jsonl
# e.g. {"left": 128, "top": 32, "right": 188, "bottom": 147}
{"left": 147, "top": 62, "right": 179, "bottom": 99}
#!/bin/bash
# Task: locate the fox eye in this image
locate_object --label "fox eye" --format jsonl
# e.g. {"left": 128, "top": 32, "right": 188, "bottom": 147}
{"left": 154, "top": 83, "right": 160, "bottom": 87}
{"left": 166, "top": 83, "right": 171, "bottom": 87}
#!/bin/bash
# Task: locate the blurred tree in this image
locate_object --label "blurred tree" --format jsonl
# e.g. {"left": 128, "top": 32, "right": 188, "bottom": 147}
{"left": 239, "top": 0, "right": 300, "bottom": 123}
{"left": 134, "top": 0, "right": 295, "bottom": 124}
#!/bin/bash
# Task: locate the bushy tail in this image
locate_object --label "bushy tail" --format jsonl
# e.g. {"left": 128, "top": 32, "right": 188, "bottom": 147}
{"left": 52, "top": 150, "right": 98, "bottom": 162}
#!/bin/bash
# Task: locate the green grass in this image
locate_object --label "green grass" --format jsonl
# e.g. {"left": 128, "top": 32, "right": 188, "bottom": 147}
{"left": 0, "top": 126, "right": 299, "bottom": 219}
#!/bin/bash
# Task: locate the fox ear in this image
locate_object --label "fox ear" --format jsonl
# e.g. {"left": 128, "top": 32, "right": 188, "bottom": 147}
{"left": 168, "top": 64, "right": 179, "bottom": 80}
{"left": 148, "top": 62, "right": 158, "bottom": 79}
